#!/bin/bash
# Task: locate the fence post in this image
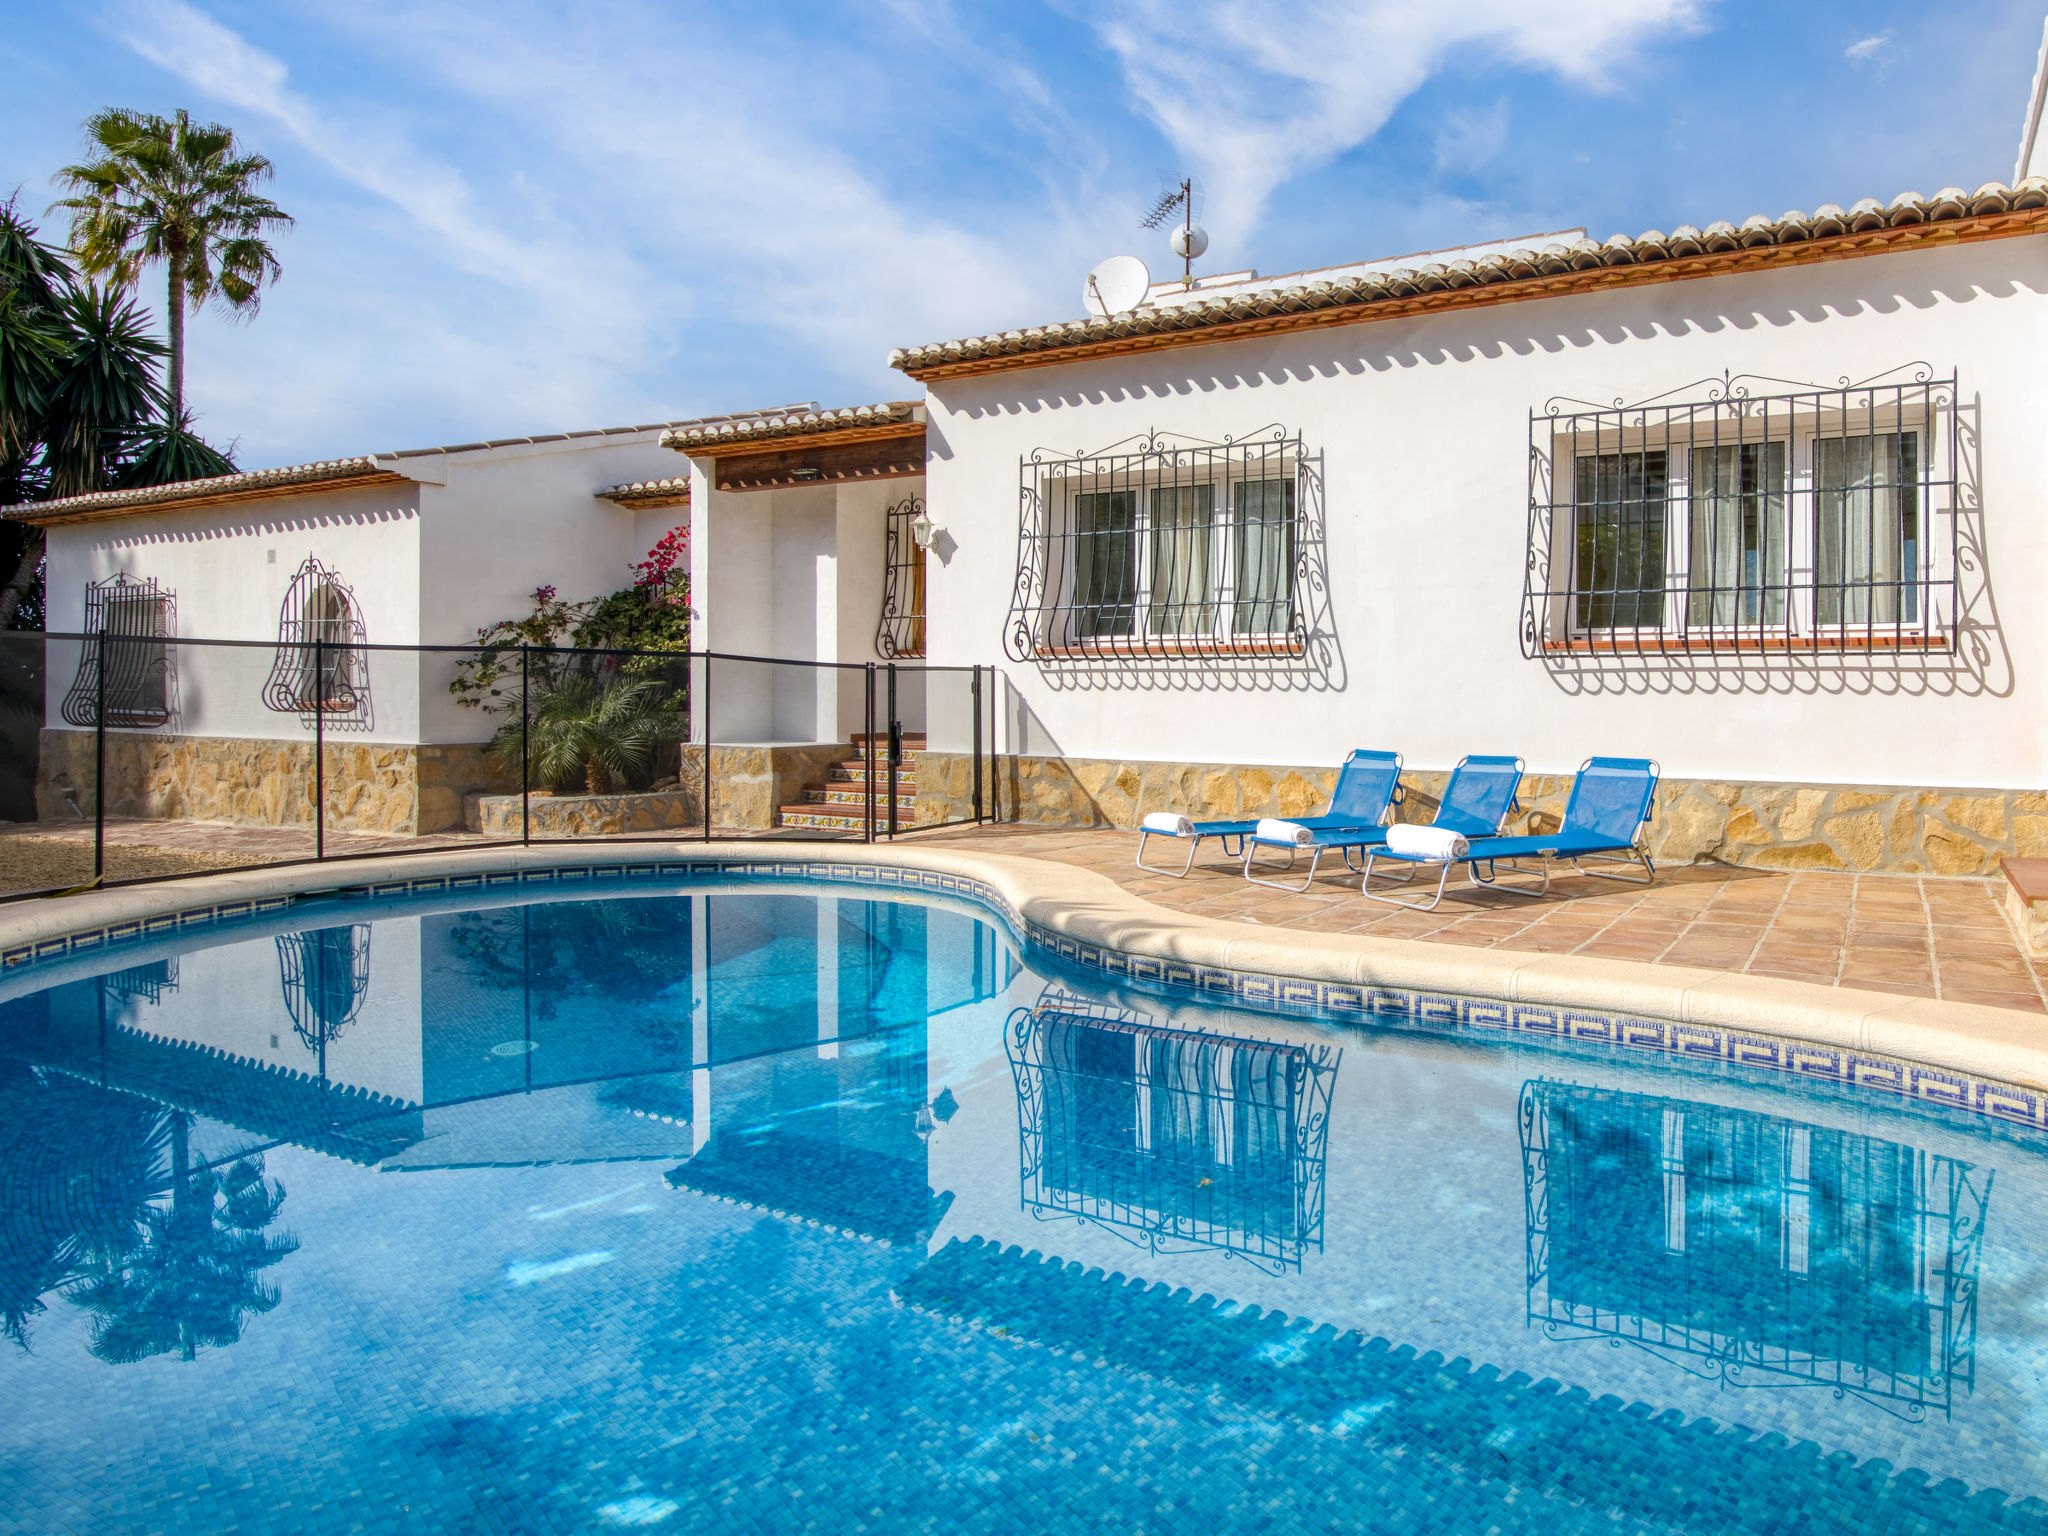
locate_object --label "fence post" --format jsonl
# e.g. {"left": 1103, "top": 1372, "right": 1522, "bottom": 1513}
{"left": 886, "top": 663, "right": 899, "bottom": 838}
{"left": 93, "top": 627, "right": 106, "bottom": 885}
{"left": 520, "top": 645, "right": 531, "bottom": 847}
{"left": 314, "top": 636, "right": 326, "bottom": 859}
{"left": 971, "top": 665, "right": 984, "bottom": 825}
{"left": 701, "top": 652, "right": 712, "bottom": 844}
{"left": 863, "top": 663, "right": 875, "bottom": 845}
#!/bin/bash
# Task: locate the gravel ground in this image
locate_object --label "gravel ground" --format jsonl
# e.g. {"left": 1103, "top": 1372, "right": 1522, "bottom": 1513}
{"left": 0, "top": 836, "right": 259, "bottom": 896}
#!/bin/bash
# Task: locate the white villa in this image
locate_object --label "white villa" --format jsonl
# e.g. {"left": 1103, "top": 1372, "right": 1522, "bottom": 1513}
{"left": 14, "top": 32, "right": 2048, "bottom": 876}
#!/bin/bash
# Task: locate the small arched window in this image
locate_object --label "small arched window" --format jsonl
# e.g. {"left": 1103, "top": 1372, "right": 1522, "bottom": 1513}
{"left": 262, "top": 558, "right": 370, "bottom": 728}
{"left": 60, "top": 573, "right": 175, "bottom": 728}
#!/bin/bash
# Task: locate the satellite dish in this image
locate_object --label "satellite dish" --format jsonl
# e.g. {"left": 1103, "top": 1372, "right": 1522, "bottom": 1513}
{"left": 1084, "top": 255, "right": 1151, "bottom": 318}
{"left": 1171, "top": 225, "right": 1209, "bottom": 261}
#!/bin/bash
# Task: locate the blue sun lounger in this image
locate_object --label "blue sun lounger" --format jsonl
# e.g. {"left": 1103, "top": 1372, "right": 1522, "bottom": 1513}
{"left": 1361, "top": 756, "right": 1660, "bottom": 911}
{"left": 1135, "top": 749, "right": 1404, "bottom": 877}
{"left": 1242, "top": 755, "right": 1524, "bottom": 893}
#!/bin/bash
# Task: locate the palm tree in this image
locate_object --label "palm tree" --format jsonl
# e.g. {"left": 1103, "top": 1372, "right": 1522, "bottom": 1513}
{"left": 490, "top": 673, "right": 683, "bottom": 794}
{"left": 65, "top": 1111, "right": 295, "bottom": 1364}
{"left": 51, "top": 108, "right": 290, "bottom": 430}
{"left": 0, "top": 199, "right": 236, "bottom": 627}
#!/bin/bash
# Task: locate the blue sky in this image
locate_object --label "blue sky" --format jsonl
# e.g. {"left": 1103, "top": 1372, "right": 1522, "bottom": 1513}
{"left": 3, "top": 0, "right": 2045, "bottom": 468}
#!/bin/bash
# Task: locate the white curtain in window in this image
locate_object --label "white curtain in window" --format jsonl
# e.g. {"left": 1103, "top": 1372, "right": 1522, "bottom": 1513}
{"left": 1148, "top": 484, "right": 1214, "bottom": 636}
{"left": 1817, "top": 432, "right": 1919, "bottom": 626}
{"left": 1232, "top": 478, "right": 1294, "bottom": 635}
{"left": 1687, "top": 441, "right": 1787, "bottom": 627}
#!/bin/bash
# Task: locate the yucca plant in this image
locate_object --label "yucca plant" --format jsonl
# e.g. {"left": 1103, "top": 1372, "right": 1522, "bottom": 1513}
{"left": 489, "top": 673, "right": 682, "bottom": 795}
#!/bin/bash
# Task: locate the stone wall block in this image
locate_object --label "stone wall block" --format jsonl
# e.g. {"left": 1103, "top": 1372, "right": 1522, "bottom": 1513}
{"left": 1822, "top": 810, "right": 1885, "bottom": 869}
{"left": 1922, "top": 828, "right": 1995, "bottom": 876}
{"left": 1777, "top": 788, "right": 1826, "bottom": 843}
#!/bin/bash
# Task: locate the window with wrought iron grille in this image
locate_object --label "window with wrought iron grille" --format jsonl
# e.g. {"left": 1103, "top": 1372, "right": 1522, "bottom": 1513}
{"left": 1008, "top": 429, "right": 1306, "bottom": 659}
{"left": 262, "top": 557, "right": 371, "bottom": 727}
{"left": 876, "top": 494, "right": 927, "bottom": 658}
{"left": 60, "top": 573, "right": 173, "bottom": 728}
{"left": 1522, "top": 370, "right": 1956, "bottom": 655}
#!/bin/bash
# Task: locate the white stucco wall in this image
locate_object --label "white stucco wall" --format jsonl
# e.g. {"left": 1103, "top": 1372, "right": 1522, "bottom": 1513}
{"left": 686, "top": 457, "right": 920, "bottom": 745}
{"left": 922, "top": 234, "right": 2048, "bottom": 791}
{"left": 43, "top": 430, "right": 697, "bottom": 748}
{"left": 43, "top": 480, "right": 427, "bottom": 744}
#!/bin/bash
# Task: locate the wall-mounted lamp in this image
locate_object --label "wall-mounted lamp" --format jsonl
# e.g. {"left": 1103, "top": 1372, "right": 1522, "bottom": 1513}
{"left": 911, "top": 510, "right": 942, "bottom": 551}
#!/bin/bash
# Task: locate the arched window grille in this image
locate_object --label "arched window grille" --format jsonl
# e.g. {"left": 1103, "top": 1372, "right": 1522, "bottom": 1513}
{"left": 276, "top": 925, "right": 372, "bottom": 1053}
{"left": 60, "top": 573, "right": 174, "bottom": 728}
{"left": 876, "top": 494, "right": 927, "bottom": 658}
{"left": 262, "top": 558, "right": 370, "bottom": 728}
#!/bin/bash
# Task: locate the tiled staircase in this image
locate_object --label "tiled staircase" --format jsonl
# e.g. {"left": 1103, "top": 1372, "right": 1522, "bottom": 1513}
{"left": 777, "top": 733, "right": 924, "bottom": 834}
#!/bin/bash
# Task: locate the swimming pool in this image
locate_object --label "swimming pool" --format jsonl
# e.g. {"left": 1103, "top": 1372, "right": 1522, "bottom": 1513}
{"left": 1, "top": 877, "right": 2043, "bottom": 1534}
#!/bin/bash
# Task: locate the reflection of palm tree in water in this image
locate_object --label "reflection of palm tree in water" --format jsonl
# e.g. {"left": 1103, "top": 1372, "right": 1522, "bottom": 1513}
{"left": 0, "top": 1062, "right": 161, "bottom": 1349}
{"left": 66, "top": 1111, "right": 296, "bottom": 1363}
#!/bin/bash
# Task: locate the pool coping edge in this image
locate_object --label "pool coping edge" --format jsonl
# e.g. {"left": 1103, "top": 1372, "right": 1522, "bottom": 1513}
{"left": 2, "top": 839, "right": 2043, "bottom": 1126}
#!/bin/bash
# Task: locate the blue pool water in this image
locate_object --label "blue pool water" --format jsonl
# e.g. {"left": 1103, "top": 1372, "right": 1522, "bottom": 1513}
{"left": 1, "top": 880, "right": 2045, "bottom": 1534}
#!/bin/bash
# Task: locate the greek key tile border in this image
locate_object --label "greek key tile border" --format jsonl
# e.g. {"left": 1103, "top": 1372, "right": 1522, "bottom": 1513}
{"left": 4, "top": 854, "right": 2041, "bottom": 1136}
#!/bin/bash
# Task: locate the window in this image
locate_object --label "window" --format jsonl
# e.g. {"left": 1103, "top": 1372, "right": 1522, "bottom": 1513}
{"left": 1524, "top": 371, "right": 1955, "bottom": 655}
{"left": 60, "top": 573, "right": 173, "bottom": 728}
{"left": 1010, "top": 430, "right": 1306, "bottom": 659}
{"left": 1816, "top": 432, "right": 1918, "bottom": 626}
{"left": 875, "top": 495, "right": 928, "bottom": 658}
{"left": 262, "top": 558, "right": 370, "bottom": 727}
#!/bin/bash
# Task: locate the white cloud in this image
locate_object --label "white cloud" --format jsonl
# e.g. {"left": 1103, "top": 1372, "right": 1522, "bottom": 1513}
{"left": 1434, "top": 99, "right": 1511, "bottom": 176}
{"left": 94, "top": 0, "right": 1122, "bottom": 461}
{"left": 1078, "top": 0, "right": 1705, "bottom": 252}
{"left": 1846, "top": 32, "right": 1890, "bottom": 61}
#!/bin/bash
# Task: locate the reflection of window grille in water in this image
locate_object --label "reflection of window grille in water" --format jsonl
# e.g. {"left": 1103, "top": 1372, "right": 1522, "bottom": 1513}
{"left": 1519, "top": 1080, "right": 1990, "bottom": 1422}
{"left": 60, "top": 574, "right": 174, "bottom": 728}
{"left": 1006, "top": 991, "right": 1339, "bottom": 1273}
{"left": 276, "top": 926, "right": 372, "bottom": 1052}
{"left": 876, "top": 495, "right": 927, "bottom": 658}
{"left": 261, "top": 558, "right": 370, "bottom": 728}
{"left": 104, "top": 957, "right": 179, "bottom": 1004}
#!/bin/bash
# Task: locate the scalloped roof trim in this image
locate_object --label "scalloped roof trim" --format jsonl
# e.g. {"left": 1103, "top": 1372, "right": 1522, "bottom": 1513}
{"left": 658, "top": 401, "right": 922, "bottom": 450}
{"left": 598, "top": 476, "right": 692, "bottom": 501}
{"left": 12, "top": 457, "right": 391, "bottom": 520}
{"left": 889, "top": 180, "right": 2048, "bottom": 374}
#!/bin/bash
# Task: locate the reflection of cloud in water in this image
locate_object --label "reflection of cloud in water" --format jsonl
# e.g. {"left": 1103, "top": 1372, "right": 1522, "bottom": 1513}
{"left": 506, "top": 1252, "right": 613, "bottom": 1286}
{"left": 597, "top": 1494, "right": 679, "bottom": 1526}
{"left": 527, "top": 1185, "right": 644, "bottom": 1221}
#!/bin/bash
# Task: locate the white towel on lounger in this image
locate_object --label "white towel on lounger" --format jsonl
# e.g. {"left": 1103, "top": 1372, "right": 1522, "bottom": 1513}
{"left": 1255, "top": 818, "right": 1314, "bottom": 847}
{"left": 1141, "top": 812, "right": 1195, "bottom": 837}
{"left": 1385, "top": 823, "right": 1470, "bottom": 862}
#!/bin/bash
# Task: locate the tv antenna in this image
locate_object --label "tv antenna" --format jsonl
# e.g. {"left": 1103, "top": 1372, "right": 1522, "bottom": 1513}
{"left": 1142, "top": 177, "right": 1208, "bottom": 288}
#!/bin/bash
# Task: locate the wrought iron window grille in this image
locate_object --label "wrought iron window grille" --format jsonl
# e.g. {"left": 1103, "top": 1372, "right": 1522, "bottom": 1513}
{"left": 262, "top": 558, "right": 371, "bottom": 729}
{"left": 277, "top": 924, "right": 373, "bottom": 1054}
{"left": 1519, "top": 1079, "right": 1988, "bottom": 1423}
{"left": 1006, "top": 988, "right": 1339, "bottom": 1275}
{"left": 876, "top": 494, "right": 928, "bottom": 658}
{"left": 60, "top": 574, "right": 175, "bottom": 729}
{"left": 1521, "top": 367, "right": 1960, "bottom": 659}
{"left": 1008, "top": 427, "right": 1338, "bottom": 685}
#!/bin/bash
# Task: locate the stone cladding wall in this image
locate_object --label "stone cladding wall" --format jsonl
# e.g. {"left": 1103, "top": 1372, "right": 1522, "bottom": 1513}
{"left": 917, "top": 751, "right": 2048, "bottom": 877}
{"left": 36, "top": 729, "right": 513, "bottom": 835}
